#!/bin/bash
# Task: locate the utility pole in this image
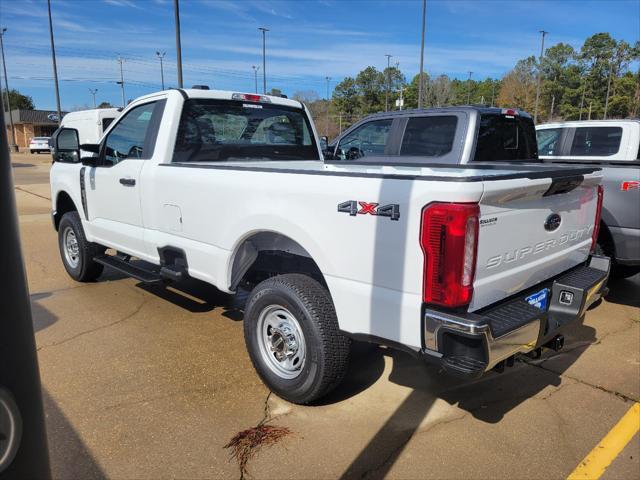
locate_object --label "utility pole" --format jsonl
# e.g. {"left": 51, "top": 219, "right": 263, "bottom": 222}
{"left": 588, "top": 101, "right": 592, "bottom": 120}
{"left": 417, "top": 0, "right": 426, "bottom": 109}
{"left": 325, "top": 76, "right": 331, "bottom": 136}
{"left": 604, "top": 62, "right": 613, "bottom": 119}
{"left": 117, "top": 56, "right": 125, "bottom": 108}
{"left": 384, "top": 54, "right": 392, "bottom": 111}
{"left": 549, "top": 94, "right": 555, "bottom": 122}
{"left": 467, "top": 71, "right": 473, "bottom": 104}
{"left": 252, "top": 65, "right": 259, "bottom": 93}
{"left": 398, "top": 86, "right": 404, "bottom": 111}
{"left": 533, "top": 29, "right": 548, "bottom": 124}
{"left": 89, "top": 88, "right": 98, "bottom": 108}
{"left": 48, "top": 0, "right": 62, "bottom": 126}
{"left": 156, "top": 51, "right": 166, "bottom": 90}
{"left": 0, "top": 28, "right": 17, "bottom": 152}
{"left": 259, "top": 27, "right": 269, "bottom": 94}
{"left": 174, "top": 0, "right": 183, "bottom": 88}
{"left": 579, "top": 81, "right": 586, "bottom": 120}
{"left": 490, "top": 81, "right": 496, "bottom": 107}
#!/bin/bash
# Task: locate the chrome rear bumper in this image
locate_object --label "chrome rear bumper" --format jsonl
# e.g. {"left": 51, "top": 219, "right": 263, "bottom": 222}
{"left": 422, "top": 255, "right": 610, "bottom": 377}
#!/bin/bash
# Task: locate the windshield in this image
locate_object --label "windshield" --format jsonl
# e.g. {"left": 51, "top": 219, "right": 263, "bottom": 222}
{"left": 173, "top": 99, "right": 319, "bottom": 162}
{"left": 473, "top": 113, "right": 539, "bottom": 162}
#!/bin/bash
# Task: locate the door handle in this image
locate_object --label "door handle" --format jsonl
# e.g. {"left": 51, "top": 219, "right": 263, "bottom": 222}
{"left": 119, "top": 178, "right": 136, "bottom": 186}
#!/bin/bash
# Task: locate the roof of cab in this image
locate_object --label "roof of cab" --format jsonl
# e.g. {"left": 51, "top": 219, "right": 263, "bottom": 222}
{"left": 142, "top": 88, "right": 304, "bottom": 109}
{"left": 537, "top": 119, "right": 640, "bottom": 129}
{"left": 353, "top": 105, "right": 532, "bottom": 121}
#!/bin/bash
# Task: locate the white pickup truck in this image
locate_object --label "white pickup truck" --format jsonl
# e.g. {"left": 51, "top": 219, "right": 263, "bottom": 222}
{"left": 50, "top": 89, "right": 610, "bottom": 403}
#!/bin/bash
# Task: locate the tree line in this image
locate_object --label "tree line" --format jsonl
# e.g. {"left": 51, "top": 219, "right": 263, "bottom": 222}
{"left": 292, "top": 32, "right": 639, "bottom": 138}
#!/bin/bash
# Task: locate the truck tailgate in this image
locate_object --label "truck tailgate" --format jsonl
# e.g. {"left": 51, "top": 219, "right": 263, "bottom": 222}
{"left": 471, "top": 171, "right": 602, "bottom": 311}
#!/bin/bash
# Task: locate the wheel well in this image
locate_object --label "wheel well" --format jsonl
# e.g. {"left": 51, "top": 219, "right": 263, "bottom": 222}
{"left": 53, "top": 191, "right": 77, "bottom": 231}
{"left": 230, "top": 232, "right": 326, "bottom": 290}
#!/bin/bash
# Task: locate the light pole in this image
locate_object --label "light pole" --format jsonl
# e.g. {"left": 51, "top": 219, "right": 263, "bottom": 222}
{"left": 533, "top": 29, "right": 548, "bottom": 124}
{"left": 259, "top": 27, "right": 269, "bottom": 94}
{"left": 467, "top": 71, "right": 473, "bottom": 104}
{"left": 89, "top": 88, "right": 97, "bottom": 108}
{"left": 0, "top": 28, "right": 17, "bottom": 152}
{"left": 252, "top": 65, "right": 259, "bottom": 93}
{"left": 47, "top": 0, "right": 62, "bottom": 126}
{"left": 417, "top": 0, "right": 426, "bottom": 109}
{"left": 325, "top": 76, "right": 331, "bottom": 136}
{"left": 117, "top": 56, "right": 125, "bottom": 108}
{"left": 174, "top": 0, "right": 183, "bottom": 88}
{"left": 384, "top": 54, "right": 392, "bottom": 111}
{"left": 156, "top": 51, "right": 166, "bottom": 90}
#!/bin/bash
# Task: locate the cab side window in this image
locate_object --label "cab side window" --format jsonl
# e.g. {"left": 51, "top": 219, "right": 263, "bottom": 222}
{"left": 536, "top": 128, "right": 563, "bottom": 156}
{"left": 103, "top": 102, "right": 157, "bottom": 165}
{"left": 336, "top": 119, "right": 393, "bottom": 160}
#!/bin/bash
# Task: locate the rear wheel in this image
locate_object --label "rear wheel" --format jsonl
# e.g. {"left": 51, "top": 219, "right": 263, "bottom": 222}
{"left": 243, "top": 274, "right": 350, "bottom": 404}
{"left": 610, "top": 264, "right": 640, "bottom": 280}
{"left": 58, "top": 211, "right": 105, "bottom": 282}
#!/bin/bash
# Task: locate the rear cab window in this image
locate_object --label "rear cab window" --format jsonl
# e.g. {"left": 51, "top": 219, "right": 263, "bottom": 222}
{"left": 173, "top": 99, "right": 318, "bottom": 162}
{"left": 473, "top": 113, "right": 538, "bottom": 162}
{"left": 570, "top": 126, "right": 622, "bottom": 157}
{"left": 400, "top": 116, "right": 457, "bottom": 157}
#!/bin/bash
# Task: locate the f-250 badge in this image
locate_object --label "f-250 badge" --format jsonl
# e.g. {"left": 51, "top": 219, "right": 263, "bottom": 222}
{"left": 338, "top": 201, "right": 400, "bottom": 221}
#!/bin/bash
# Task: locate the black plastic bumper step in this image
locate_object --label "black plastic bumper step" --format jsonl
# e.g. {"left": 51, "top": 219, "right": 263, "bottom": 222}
{"left": 441, "top": 356, "right": 487, "bottom": 378}
{"left": 94, "top": 255, "right": 163, "bottom": 284}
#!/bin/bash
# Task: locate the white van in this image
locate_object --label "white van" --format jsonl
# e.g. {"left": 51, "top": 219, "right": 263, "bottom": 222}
{"left": 60, "top": 108, "right": 121, "bottom": 145}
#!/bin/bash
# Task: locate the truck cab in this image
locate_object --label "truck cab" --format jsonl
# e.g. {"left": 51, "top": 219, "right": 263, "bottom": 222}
{"left": 536, "top": 120, "right": 640, "bottom": 278}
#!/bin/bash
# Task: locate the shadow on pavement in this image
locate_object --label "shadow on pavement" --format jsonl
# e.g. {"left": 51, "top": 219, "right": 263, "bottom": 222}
{"left": 338, "top": 316, "right": 597, "bottom": 479}
{"left": 136, "top": 276, "right": 246, "bottom": 321}
{"left": 30, "top": 299, "right": 107, "bottom": 478}
{"left": 43, "top": 390, "right": 107, "bottom": 480}
{"left": 604, "top": 274, "right": 640, "bottom": 308}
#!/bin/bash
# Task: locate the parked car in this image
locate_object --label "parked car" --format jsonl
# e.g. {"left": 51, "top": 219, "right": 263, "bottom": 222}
{"left": 537, "top": 120, "right": 640, "bottom": 279}
{"left": 325, "top": 106, "right": 539, "bottom": 164}
{"left": 29, "top": 137, "right": 51, "bottom": 154}
{"left": 60, "top": 107, "right": 121, "bottom": 145}
{"left": 49, "top": 89, "right": 608, "bottom": 404}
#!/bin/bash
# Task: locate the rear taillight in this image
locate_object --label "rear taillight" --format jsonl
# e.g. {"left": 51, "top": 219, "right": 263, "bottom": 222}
{"left": 420, "top": 202, "right": 479, "bottom": 308}
{"left": 591, "top": 185, "right": 604, "bottom": 253}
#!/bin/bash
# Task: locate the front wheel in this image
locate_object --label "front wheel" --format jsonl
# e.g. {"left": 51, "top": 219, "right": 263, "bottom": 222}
{"left": 243, "top": 274, "right": 350, "bottom": 404}
{"left": 58, "top": 211, "right": 105, "bottom": 282}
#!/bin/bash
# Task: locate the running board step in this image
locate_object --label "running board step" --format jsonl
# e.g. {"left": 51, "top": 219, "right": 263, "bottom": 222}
{"left": 94, "top": 254, "right": 163, "bottom": 284}
{"left": 441, "top": 356, "right": 487, "bottom": 379}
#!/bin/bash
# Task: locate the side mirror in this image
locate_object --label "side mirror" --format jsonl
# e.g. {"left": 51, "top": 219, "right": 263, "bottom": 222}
{"left": 319, "top": 136, "right": 334, "bottom": 160}
{"left": 51, "top": 127, "right": 80, "bottom": 163}
{"left": 80, "top": 143, "right": 100, "bottom": 154}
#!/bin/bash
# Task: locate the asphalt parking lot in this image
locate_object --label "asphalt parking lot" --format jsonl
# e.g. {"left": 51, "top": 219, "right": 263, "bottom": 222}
{"left": 11, "top": 151, "right": 640, "bottom": 479}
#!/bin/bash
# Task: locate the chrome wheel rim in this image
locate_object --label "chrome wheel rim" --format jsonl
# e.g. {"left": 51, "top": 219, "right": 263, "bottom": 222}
{"left": 63, "top": 226, "right": 80, "bottom": 269}
{"left": 257, "top": 305, "right": 306, "bottom": 379}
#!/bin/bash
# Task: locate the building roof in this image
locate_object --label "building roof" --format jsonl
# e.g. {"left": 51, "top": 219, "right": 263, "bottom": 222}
{"left": 3, "top": 109, "right": 67, "bottom": 125}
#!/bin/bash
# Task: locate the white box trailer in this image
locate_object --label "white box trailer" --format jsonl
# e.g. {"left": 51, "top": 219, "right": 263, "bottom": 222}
{"left": 60, "top": 108, "right": 121, "bottom": 145}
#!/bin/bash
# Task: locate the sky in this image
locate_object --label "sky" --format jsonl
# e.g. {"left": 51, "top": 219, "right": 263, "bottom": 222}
{"left": 0, "top": 0, "right": 638, "bottom": 111}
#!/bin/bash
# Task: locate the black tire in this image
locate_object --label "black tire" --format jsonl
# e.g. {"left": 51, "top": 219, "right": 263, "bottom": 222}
{"left": 243, "top": 274, "right": 350, "bottom": 404}
{"left": 610, "top": 264, "right": 640, "bottom": 280}
{"left": 58, "top": 211, "right": 105, "bottom": 282}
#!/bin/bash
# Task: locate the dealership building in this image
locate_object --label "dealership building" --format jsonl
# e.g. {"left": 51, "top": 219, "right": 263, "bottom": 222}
{"left": 3, "top": 109, "right": 64, "bottom": 150}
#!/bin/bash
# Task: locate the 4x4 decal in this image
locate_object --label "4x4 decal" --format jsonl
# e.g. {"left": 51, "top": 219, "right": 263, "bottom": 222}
{"left": 337, "top": 200, "right": 400, "bottom": 221}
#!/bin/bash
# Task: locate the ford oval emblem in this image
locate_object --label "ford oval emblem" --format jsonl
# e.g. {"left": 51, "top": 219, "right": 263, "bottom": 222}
{"left": 544, "top": 213, "right": 562, "bottom": 231}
